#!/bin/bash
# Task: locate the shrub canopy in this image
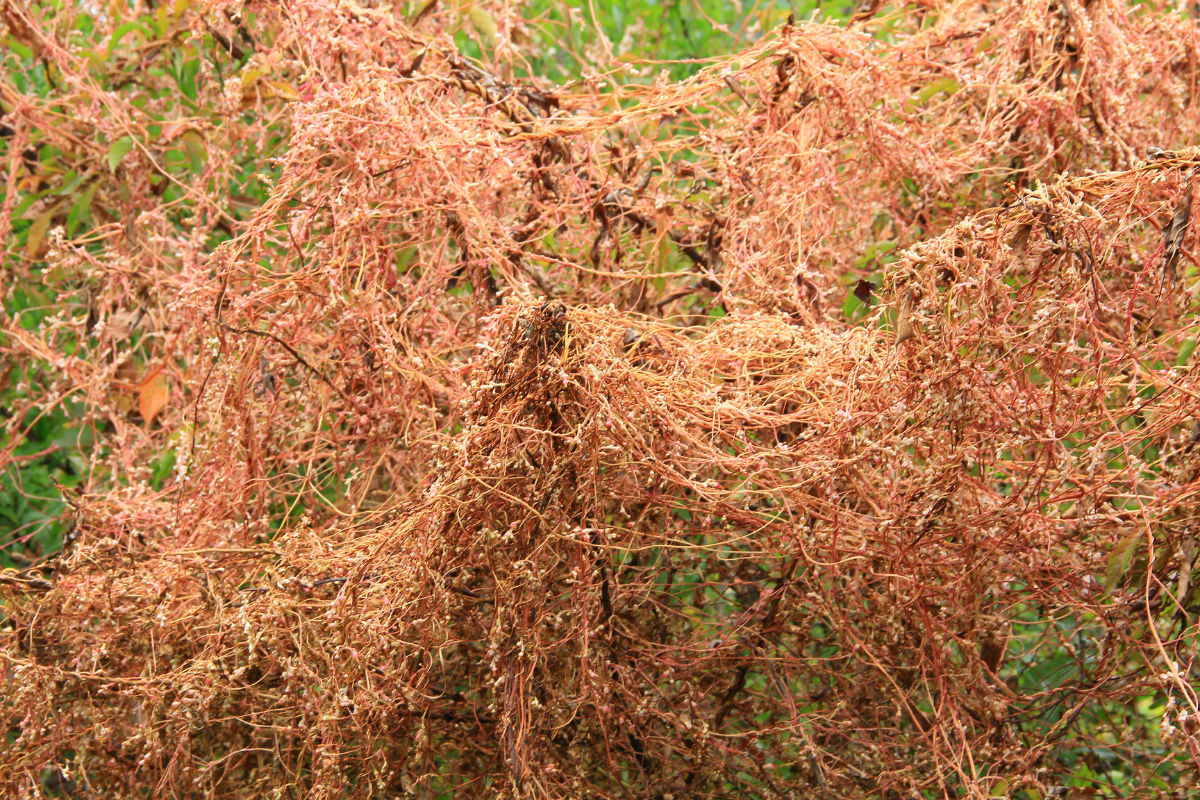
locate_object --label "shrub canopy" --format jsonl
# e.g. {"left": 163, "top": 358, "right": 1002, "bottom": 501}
{"left": 3, "top": 0, "right": 1200, "bottom": 797}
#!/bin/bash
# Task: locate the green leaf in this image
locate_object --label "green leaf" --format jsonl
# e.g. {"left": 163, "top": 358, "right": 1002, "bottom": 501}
{"left": 13, "top": 184, "right": 56, "bottom": 220}
{"left": 865, "top": 241, "right": 897, "bottom": 260}
{"left": 66, "top": 181, "right": 99, "bottom": 237}
{"left": 917, "top": 78, "right": 959, "bottom": 104}
{"left": 181, "top": 131, "right": 207, "bottom": 172}
{"left": 6, "top": 37, "right": 32, "bottom": 60}
{"left": 107, "top": 20, "right": 148, "bottom": 57}
{"left": 154, "top": 4, "right": 170, "bottom": 37}
{"left": 1178, "top": 338, "right": 1197, "bottom": 366}
{"left": 107, "top": 136, "right": 135, "bottom": 172}
{"left": 59, "top": 170, "right": 84, "bottom": 195}
{"left": 174, "top": 52, "right": 201, "bottom": 101}
{"left": 844, "top": 290, "right": 863, "bottom": 321}
{"left": 1105, "top": 534, "right": 1141, "bottom": 589}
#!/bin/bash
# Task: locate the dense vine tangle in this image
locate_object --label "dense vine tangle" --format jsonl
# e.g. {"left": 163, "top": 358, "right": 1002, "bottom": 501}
{"left": 3, "top": 0, "right": 1200, "bottom": 797}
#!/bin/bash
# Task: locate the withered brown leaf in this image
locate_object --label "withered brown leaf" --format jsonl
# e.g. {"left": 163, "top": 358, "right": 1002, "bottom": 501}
{"left": 895, "top": 298, "right": 917, "bottom": 345}
{"left": 853, "top": 279, "right": 876, "bottom": 305}
{"left": 1163, "top": 184, "right": 1194, "bottom": 280}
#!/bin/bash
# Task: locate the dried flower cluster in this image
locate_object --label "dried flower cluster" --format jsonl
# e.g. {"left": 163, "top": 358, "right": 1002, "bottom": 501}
{"left": 4, "top": 0, "right": 1200, "bottom": 797}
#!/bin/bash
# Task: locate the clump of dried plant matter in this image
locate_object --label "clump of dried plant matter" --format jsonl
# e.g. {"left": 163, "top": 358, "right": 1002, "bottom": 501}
{"left": 4, "top": 0, "right": 1200, "bottom": 797}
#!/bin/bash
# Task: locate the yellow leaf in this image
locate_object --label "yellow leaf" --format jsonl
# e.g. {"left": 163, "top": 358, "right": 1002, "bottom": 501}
{"left": 26, "top": 203, "right": 62, "bottom": 258}
{"left": 17, "top": 175, "right": 44, "bottom": 193}
{"left": 139, "top": 374, "right": 170, "bottom": 426}
{"left": 266, "top": 80, "right": 299, "bottom": 101}
{"left": 467, "top": 6, "right": 499, "bottom": 41}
